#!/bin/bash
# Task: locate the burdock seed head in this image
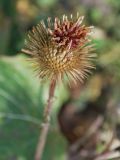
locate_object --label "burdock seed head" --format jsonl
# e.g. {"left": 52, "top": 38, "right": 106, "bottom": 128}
{"left": 22, "top": 13, "right": 96, "bottom": 84}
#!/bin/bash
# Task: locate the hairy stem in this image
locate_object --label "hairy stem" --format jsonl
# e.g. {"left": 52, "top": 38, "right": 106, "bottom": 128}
{"left": 35, "top": 79, "right": 56, "bottom": 160}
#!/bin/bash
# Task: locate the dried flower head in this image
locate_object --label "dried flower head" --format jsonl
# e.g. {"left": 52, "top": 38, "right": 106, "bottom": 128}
{"left": 22, "top": 13, "right": 95, "bottom": 84}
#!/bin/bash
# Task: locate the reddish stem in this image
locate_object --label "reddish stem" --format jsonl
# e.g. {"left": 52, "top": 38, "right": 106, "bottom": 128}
{"left": 35, "top": 79, "right": 56, "bottom": 160}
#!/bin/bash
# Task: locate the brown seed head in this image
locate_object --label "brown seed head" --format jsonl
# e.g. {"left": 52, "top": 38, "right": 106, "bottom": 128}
{"left": 22, "top": 13, "right": 96, "bottom": 84}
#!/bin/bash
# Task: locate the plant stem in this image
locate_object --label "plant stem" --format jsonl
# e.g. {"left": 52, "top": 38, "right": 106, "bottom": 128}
{"left": 35, "top": 78, "right": 56, "bottom": 160}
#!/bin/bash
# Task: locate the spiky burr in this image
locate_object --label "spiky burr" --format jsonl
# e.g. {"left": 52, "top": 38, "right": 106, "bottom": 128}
{"left": 22, "top": 13, "right": 95, "bottom": 84}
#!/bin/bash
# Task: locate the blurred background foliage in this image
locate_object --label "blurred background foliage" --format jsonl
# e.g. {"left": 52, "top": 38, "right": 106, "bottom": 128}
{"left": 0, "top": 0, "right": 120, "bottom": 159}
